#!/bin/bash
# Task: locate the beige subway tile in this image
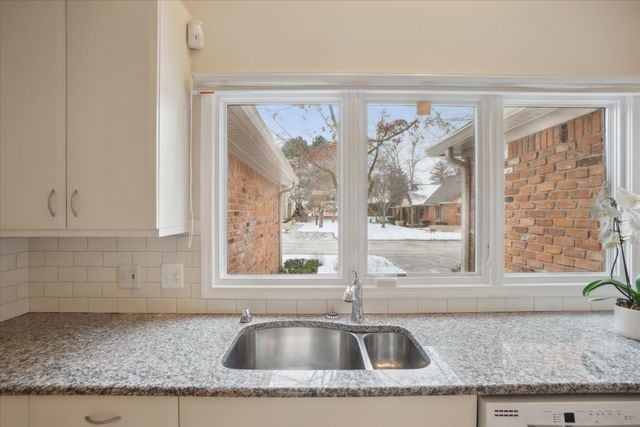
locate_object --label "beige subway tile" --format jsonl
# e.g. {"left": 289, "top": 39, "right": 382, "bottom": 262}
{"left": 16, "top": 282, "right": 29, "bottom": 300}
{"left": 146, "top": 267, "right": 161, "bottom": 282}
{"left": 0, "top": 254, "right": 16, "bottom": 271}
{"left": 506, "top": 297, "right": 535, "bottom": 312}
{"left": 297, "top": 299, "right": 328, "bottom": 314}
{"left": 413, "top": 296, "right": 437, "bottom": 313}
{"left": 266, "top": 299, "right": 297, "bottom": 314}
{"left": 87, "top": 267, "right": 116, "bottom": 282}
{"left": 60, "top": 298, "right": 88, "bottom": 312}
{"left": 177, "top": 236, "right": 200, "bottom": 251}
{"left": 534, "top": 297, "right": 563, "bottom": 312}
{"left": 102, "top": 252, "right": 132, "bottom": 267}
{"left": 206, "top": 299, "right": 236, "bottom": 313}
{"left": 388, "top": 299, "right": 418, "bottom": 313}
{"left": 147, "top": 237, "right": 177, "bottom": 251}
{"left": 162, "top": 252, "right": 191, "bottom": 265}
{"left": 117, "top": 298, "right": 147, "bottom": 313}
{"left": 44, "top": 282, "right": 73, "bottom": 297}
{"left": 327, "top": 299, "right": 352, "bottom": 314}
{"left": 45, "top": 252, "right": 74, "bottom": 267}
{"left": 177, "top": 299, "right": 206, "bottom": 313}
{"left": 0, "top": 237, "right": 28, "bottom": 254}
{"left": 102, "top": 283, "right": 131, "bottom": 298}
{"left": 190, "top": 283, "right": 201, "bottom": 299}
{"left": 184, "top": 267, "right": 200, "bottom": 283}
{"left": 591, "top": 298, "right": 615, "bottom": 311}
{"left": 147, "top": 298, "right": 177, "bottom": 313}
{"left": 363, "top": 299, "right": 388, "bottom": 314}
{"left": 29, "top": 252, "right": 45, "bottom": 267}
{"left": 59, "top": 237, "right": 87, "bottom": 251}
{"left": 29, "top": 282, "right": 44, "bottom": 297}
{"left": 161, "top": 286, "right": 191, "bottom": 299}
{"left": 562, "top": 296, "right": 591, "bottom": 311}
{"left": 0, "top": 286, "right": 17, "bottom": 304}
{"left": 74, "top": 252, "right": 103, "bottom": 267}
{"left": 132, "top": 252, "right": 162, "bottom": 266}
{"left": 1, "top": 268, "right": 28, "bottom": 287}
{"left": 132, "top": 283, "right": 161, "bottom": 298}
{"left": 87, "top": 237, "right": 116, "bottom": 251}
{"left": 117, "top": 237, "right": 146, "bottom": 251}
{"left": 236, "top": 299, "right": 266, "bottom": 314}
{"left": 30, "top": 237, "right": 58, "bottom": 251}
{"left": 16, "top": 252, "right": 29, "bottom": 268}
{"left": 88, "top": 298, "right": 117, "bottom": 313}
{"left": 29, "top": 267, "right": 56, "bottom": 283}
{"left": 447, "top": 298, "right": 477, "bottom": 313}
{"left": 31, "top": 297, "right": 59, "bottom": 312}
{"left": 58, "top": 267, "right": 87, "bottom": 282}
{"left": 477, "top": 298, "right": 506, "bottom": 313}
{"left": 0, "top": 298, "right": 29, "bottom": 321}
{"left": 72, "top": 282, "right": 102, "bottom": 298}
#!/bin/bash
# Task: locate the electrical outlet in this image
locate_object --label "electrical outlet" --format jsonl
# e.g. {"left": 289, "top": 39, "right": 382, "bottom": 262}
{"left": 161, "top": 264, "right": 184, "bottom": 289}
{"left": 118, "top": 264, "right": 142, "bottom": 289}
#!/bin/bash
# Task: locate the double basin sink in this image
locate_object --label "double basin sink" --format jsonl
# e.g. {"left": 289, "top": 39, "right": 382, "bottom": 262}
{"left": 222, "top": 323, "right": 429, "bottom": 370}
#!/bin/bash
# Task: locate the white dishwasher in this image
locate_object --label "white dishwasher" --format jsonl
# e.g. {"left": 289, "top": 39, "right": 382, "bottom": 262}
{"left": 479, "top": 395, "right": 640, "bottom": 427}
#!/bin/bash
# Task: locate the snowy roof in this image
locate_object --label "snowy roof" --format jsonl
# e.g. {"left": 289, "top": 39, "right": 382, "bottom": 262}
{"left": 424, "top": 175, "right": 462, "bottom": 205}
{"left": 408, "top": 183, "right": 439, "bottom": 205}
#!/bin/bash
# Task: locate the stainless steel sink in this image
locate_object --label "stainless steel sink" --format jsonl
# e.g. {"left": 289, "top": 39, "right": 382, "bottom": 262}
{"left": 222, "top": 325, "right": 429, "bottom": 370}
{"left": 222, "top": 327, "right": 366, "bottom": 370}
{"left": 363, "top": 332, "right": 429, "bottom": 369}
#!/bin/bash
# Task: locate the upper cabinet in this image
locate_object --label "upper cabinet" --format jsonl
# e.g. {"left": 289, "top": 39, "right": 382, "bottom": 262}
{"left": 0, "top": 0, "right": 191, "bottom": 237}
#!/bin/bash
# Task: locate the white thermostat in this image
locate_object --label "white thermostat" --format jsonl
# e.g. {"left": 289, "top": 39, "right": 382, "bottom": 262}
{"left": 187, "top": 20, "right": 204, "bottom": 50}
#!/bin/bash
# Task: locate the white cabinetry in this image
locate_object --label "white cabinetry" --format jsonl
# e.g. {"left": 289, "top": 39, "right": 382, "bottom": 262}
{"left": 0, "top": 0, "right": 191, "bottom": 237}
{"left": 0, "top": 396, "right": 29, "bottom": 427}
{"left": 30, "top": 396, "right": 178, "bottom": 427}
{"left": 0, "top": 1, "right": 67, "bottom": 232}
{"left": 179, "top": 395, "right": 477, "bottom": 427}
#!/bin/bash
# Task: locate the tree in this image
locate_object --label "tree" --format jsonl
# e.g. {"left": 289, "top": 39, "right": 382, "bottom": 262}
{"left": 429, "top": 158, "right": 456, "bottom": 184}
{"left": 370, "top": 151, "right": 409, "bottom": 228}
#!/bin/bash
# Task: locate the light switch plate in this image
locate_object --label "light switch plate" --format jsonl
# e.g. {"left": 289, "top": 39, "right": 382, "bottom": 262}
{"left": 118, "top": 264, "right": 142, "bottom": 289}
{"left": 161, "top": 264, "right": 184, "bottom": 289}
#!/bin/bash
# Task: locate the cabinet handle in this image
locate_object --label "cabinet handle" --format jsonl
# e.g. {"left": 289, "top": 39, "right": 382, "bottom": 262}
{"left": 70, "top": 189, "right": 79, "bottom": 217}
{"left": 47, "top": 189, "right": 56, "bottom": 217}
{"left": 84, "top": 415, "right": 122, "bottom": 425}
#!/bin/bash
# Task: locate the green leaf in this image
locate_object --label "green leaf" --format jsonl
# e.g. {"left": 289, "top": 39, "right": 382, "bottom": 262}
{"left": 582, "top": 279, "right": 635, "bottom": 299}
{"left": 636, "top": 274, "right": 640, "bottom": 293}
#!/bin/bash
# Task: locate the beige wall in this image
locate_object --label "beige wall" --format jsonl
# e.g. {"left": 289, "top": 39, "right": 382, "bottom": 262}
{"left": 183, "top": 0, "right": 640, "bottom": 76}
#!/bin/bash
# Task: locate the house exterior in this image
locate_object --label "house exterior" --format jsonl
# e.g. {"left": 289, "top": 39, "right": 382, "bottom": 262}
{"left": 226, "top": 106, "right": 297, "bottom": 275}
{"left": 429, "top": 107, "right": 605, "bottom": 274}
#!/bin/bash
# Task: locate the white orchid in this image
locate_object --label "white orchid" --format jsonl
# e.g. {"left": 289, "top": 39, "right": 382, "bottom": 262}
{"left": 617, "top": 187, "right": 640, "bottom": 210}
{"left": 589, "top": 185, "right": 620, "bottom": 221}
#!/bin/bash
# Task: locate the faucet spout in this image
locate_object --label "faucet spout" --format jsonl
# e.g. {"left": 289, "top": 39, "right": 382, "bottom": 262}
{"left": 343, "top": 271, "right": 364, "bottom": 323}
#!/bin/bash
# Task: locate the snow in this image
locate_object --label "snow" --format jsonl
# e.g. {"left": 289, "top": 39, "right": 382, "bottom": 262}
{"left": 282, "top": 254, "right": 406, "bottom": 275}
{"left": 294, "top": 221, "right": 461, "bottom": 241}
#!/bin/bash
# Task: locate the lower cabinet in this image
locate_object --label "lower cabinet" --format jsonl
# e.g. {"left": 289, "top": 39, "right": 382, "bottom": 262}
{"left": 180, "top": 395, "right": 477, "bottom": 427}
{"left": 0, "top": 396, "right": 29, "bottom": 427}
{"left": 0, "top": 395, "right": 476, "bottom": 427}
{"left": 29, "top": 396, "right": 178, "bottom": 427}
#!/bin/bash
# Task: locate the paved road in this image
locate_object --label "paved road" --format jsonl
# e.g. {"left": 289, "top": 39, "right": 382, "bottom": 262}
{"left": 282, "top": 231, "right": 461, "bottom": 273}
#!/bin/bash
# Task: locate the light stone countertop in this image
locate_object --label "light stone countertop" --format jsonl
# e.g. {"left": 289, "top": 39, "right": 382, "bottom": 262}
{"left": 1, "top": 312, "right": 639, "bottom": 397}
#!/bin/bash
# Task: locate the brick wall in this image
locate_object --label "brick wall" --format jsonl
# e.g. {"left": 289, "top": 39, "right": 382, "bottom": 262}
{"left": 504, "top": 110, "right": 604, "bottom": 273}
{"left": 227, "top": 154, "right": 281, "bottom": 274}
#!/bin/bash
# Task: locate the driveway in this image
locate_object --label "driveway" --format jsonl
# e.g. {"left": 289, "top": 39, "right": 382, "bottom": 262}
{"left": 282, "top": 230, "right": 461, "bottom": 273}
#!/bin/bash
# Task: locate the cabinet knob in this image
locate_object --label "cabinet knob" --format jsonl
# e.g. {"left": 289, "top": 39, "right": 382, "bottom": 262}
{"left": 47, "top": 189, "right": 57, "bottom": 217}
{"left": 70, "top": 189, "right": 79, "bottom": 217}
{"left": 84, "top": 415, "right": 122, "bottom": 425}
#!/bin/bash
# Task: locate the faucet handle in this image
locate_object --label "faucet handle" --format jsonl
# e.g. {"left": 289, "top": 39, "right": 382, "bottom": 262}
{"left": 343, "top": 285, "right": 354, "bottom": 303}
{"left": 240, "top": 307, "right": 252, "bottom": 323}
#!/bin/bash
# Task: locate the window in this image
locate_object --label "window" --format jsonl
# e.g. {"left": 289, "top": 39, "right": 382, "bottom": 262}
{"left": 199, "top": 86, "right": 635, "bottom": 296}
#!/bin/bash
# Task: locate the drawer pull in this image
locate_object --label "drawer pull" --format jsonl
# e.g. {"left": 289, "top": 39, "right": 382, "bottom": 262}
{"left": 84, "top": 415, "right": 122, "bottom": 425}
{"left": 70, "top": 189, "right": 79, "bottom": 217}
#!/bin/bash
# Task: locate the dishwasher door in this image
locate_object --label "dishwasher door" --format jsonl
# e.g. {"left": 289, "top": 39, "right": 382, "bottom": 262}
{"left": 479, "top": 395, "right": 640, "bottom": 427}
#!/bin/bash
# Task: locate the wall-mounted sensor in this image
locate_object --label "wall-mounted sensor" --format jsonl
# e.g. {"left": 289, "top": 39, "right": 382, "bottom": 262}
{"left": 187, "top": 20, "right": 204, "bottom": 50}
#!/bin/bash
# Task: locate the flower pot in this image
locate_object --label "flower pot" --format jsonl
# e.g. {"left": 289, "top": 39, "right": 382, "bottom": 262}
{"left": 614, "top": 304, "right": 640, "bottom": 341}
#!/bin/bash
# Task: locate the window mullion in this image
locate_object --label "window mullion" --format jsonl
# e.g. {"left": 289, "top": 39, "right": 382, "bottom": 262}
{"left": 486, "top": 95, "right": 505, "bottom": 286}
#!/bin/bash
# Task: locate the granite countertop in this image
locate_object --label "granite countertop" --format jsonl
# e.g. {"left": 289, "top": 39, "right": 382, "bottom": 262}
{"left": 1, "top": 312, "right": 640, "bottom": 397}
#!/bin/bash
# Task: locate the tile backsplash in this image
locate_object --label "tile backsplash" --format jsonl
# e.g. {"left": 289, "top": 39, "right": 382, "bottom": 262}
{"left": 0, "top": 238, "right": 30, "bottom": 321}
{"left": 0, "top": 236, "right": 614, "bottom": 321}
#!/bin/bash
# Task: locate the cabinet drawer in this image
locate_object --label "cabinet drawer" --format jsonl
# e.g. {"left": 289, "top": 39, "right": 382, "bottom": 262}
{"left": 30, "top": 396, "right": 178, "bottom": 427}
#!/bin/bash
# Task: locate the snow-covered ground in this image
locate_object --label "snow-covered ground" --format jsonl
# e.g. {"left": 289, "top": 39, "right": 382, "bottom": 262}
{"left": 282, "top": 254, "right": 406, "bottom": 275}
{"left": 294, "top": 221, "right": 461, "bottom": 241}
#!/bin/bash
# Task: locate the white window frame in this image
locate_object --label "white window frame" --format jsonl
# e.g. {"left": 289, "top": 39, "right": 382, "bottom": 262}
{"left": 198, "top": 77, "right": 640, "bottom": 300}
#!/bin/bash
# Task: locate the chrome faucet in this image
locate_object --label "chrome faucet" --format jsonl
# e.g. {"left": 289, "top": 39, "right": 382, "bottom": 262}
{"left": 343, "top": 271, "right": 364, "bottom": 323}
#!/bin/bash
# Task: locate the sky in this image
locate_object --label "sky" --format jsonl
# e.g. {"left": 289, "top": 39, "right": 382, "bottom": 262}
{"left": 254, "top": 103, "right": 475, "bottom": 187}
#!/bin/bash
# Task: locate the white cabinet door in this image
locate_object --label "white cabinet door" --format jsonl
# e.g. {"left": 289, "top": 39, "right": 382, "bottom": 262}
{"left": 66, "top": 0, "right": 157, "bottom": 232}
{"left": 0, "top": 396, "right": 29, "bottom": 427}
{"left": 0, "top": 0, "right": 66, "bottom": 231}
{"left": 30, "top": 396, "right": 178, "bottom": 427}
{"left": 180, "top": 395, "right": 477, "bottom": 427}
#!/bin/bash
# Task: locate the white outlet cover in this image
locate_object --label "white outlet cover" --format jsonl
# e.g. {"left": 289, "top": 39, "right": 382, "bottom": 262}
{"left": 161, "top": 264, "right": 184, "bottom": 289}
{"left": 118, "top": 264, "right": 142, "bottom": 289}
